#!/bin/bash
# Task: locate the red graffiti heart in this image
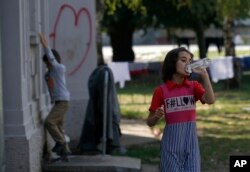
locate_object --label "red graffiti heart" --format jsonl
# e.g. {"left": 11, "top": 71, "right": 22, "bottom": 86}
{"left": 50, "top": 4, "right": 92, "bottom": 76}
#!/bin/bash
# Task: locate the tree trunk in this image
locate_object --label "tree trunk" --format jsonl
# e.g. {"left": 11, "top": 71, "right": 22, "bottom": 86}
{"left": 224, "top": 17, "right": 241, "bottom": 89}
{"left": 224, "top": 17, "right": 235, "bottom": 57}
{"left": 109, "top": 23, "right": 135, "bottom": 62}
{"left": 96, "top": 0, "right": 105, "bottom": 66}
{"left": 195, "top": 21, "right": 206, "bottom": 59}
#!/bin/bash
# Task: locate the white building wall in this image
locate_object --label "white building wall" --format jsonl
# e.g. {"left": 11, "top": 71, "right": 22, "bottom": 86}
{"left": 47, "top": 0, "right": 97, "bottom": 145}
{"left": 1, "top": 0, "right": 45, "bottom": 171}
{"left": 0, "top": 0, "right": 96, "bottom": 171}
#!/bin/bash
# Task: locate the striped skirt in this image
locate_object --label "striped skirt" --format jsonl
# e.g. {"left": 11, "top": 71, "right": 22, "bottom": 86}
{"left": 160, "top": 122, "right": 200, "bottom": 172}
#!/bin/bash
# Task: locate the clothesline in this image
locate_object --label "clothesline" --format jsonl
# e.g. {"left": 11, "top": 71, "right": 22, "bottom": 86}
{"left": 108, "top": 61, "right": 162, "bottom": 88}
{"left": 108, "top": 56, "right": 250, "bottom": 88}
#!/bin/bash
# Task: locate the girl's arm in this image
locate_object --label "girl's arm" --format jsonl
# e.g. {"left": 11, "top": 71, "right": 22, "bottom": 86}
{"left": 193, "top": 68, "right": 215, "bottom": 104}
{"left": 146, "top": 105, "right": 164, "bottom": 127}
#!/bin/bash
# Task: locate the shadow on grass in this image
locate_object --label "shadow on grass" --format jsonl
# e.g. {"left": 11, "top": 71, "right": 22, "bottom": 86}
{"left": 200, "top": 136, "right": 250, "bottom": 172}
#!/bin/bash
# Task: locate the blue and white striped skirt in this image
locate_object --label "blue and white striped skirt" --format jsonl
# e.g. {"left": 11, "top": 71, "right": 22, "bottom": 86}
{"left": 160, "top": 122, "right": 200, "bottom": 172}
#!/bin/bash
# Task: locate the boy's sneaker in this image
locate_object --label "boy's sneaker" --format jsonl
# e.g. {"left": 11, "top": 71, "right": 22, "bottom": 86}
{"left": 51, "top": 142, "right": 64, "bottom": 154}
{"left": 63, "top": 143, "right": 72, "bottom": 155}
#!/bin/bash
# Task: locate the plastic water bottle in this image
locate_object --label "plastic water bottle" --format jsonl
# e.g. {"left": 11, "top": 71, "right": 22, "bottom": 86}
{"left": 185, "top": 58, "right": 211, "bottom": 73}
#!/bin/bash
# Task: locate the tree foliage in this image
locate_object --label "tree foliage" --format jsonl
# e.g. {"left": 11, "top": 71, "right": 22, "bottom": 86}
{"left": 144, "top": 0, "right": 220, "bottom": 58}
{"left": 104, "top": 0, "right": 146, "bottom": 15}
{"left": 102, "top": 0, "right": 222, "bottom": 61}
{"left": 216, "top": 0, "right": 250, "bottom": 20}
{"left": 103, "top": 0, "right": 147, "bottom": 31}
{"left": 103, "top": 0, "right": 148, "bottom": 61}
{"left": 101, "top": 0, "right": 250, "bottom": 62}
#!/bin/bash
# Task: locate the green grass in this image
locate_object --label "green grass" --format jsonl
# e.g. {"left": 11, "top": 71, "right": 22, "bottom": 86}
{"left": 118, "top": 73, "right": 250, "bottom": 118}
{"left": 123, "top": 141, "right": 161, "bottom": 164}
{"left": 116, "top": 67, "right": 250, "bottom": 171}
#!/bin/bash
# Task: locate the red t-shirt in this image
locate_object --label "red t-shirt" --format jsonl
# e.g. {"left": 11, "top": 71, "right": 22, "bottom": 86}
{"left": 149, "top": 79, "right": 205, "bottom": 124}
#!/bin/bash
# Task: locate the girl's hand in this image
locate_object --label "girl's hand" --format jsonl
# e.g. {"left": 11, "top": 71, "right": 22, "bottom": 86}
{"left": 155, "top": 105, "right": 164, "bottom": 119}
{"left": 146, "top": 105, "right": 165, "bottom": 127}
{"left": 193, "top": 67, "right": 215, "bottom": 104}
{"left": 192, "top": 67, "right": 208, "bottom": 77}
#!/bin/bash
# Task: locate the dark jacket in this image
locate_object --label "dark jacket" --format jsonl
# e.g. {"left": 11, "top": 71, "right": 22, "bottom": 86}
{"left": 78, "top": 65, "right": 121, "bottom": 153}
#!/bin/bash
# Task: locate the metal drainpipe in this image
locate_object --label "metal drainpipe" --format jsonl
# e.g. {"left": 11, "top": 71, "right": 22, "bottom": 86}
{"left": 102, "top": 70, "right": 108, "bottom": 156}
{"left": 0, "top": 26, "right": 5, "bottom": 172}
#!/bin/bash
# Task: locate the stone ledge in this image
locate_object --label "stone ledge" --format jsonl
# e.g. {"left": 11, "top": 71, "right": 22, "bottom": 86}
{"left": 43, "top": 155, "right": 141, "bottom": 172}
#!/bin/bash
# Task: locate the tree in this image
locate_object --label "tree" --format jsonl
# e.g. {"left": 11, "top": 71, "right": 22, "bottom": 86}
{"left": 96, "top": 0, "right": 105, "bottom": 65}
{"left": 102, "top": 0, "right": 221, "bottom": 62}
{"left": 103, "top": 0, "right": 146, "bottom": 62}
{"left": 145, "top": 0, "right": 220, "bottom": 58}
{"left": 185, "top": 0, "right": 221, "bottom": 58}
{"left": 216, "top": 0, "right": 250, "bottom": 88}
{"left": 217, "top": 0, "right": 250, "bottom": 56}
{"left": 101, "top": 0, "right": 250, "bottom": 66}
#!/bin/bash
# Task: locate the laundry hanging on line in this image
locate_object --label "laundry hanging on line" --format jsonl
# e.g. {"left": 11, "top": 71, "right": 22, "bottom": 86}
{"left": 209, "top": 56, "right": 234, "bottom": 83}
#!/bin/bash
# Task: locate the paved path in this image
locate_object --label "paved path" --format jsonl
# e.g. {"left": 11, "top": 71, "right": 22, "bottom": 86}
{"left": 120, "top": 118, "right": 160, "bottom": 172}
{"left": 120, "top": 118, "right": 158, "bottom": 146}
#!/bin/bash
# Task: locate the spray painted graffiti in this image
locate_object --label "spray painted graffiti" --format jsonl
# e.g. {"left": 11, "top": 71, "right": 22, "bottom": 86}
{"left": 50, "top": 4, "right": 92, "bottom": 76}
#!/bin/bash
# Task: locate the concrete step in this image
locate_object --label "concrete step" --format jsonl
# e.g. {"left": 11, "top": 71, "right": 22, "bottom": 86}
{"left": 43, "top": 155, "right": 141, "bottom": 172}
